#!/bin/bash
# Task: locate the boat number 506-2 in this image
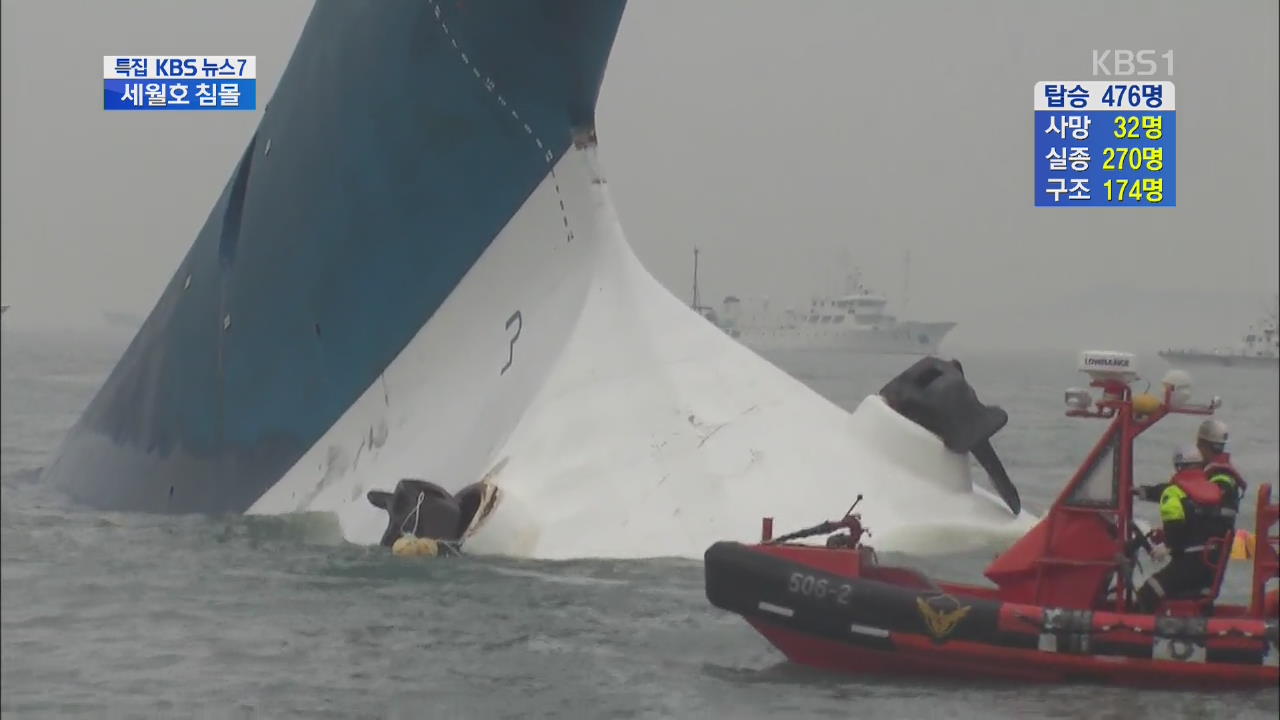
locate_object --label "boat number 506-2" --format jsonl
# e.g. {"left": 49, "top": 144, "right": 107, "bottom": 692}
{"left": 787, "top": 572, "right": 852, "bottom": 604}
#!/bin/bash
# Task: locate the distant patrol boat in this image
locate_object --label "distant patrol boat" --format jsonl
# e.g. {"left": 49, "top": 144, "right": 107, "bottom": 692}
{"left": 1159, "top": 300, "right": 1278, "bottom": 369}
{"left": 695, "top": 261, "right": 955, "bottom": 356}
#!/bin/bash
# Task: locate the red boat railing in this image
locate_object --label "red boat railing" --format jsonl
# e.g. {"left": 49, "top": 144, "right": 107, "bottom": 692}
{"left": 1250, "top": 483, "right": 1279, "bottom": 617}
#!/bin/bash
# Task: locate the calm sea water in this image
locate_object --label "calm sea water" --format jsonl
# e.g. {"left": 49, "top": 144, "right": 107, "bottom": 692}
{"left": 2, "top": 326, "right": 1277, "bottom": 719}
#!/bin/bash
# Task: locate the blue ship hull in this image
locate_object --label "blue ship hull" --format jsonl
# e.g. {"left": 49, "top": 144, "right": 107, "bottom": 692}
{"left": 42, "top": 0, "right": 628, "bottom": 514}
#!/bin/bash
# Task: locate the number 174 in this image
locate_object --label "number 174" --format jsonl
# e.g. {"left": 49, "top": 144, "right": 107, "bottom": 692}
{"left": 1103, "top": 178, "right": 1163, "bottom": 203}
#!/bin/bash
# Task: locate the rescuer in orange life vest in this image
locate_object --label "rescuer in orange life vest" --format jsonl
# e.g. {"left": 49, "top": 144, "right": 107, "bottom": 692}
{"left": 1193, "top": 419, "right": 1248, "bottom": 515}
{"left": 1132, "top": 420, "right": 1245, "bottom": 613}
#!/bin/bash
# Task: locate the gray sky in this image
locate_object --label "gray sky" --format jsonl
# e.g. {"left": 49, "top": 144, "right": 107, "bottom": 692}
{"left": 2, "top": 0, "right": 1277, "bottom": 353}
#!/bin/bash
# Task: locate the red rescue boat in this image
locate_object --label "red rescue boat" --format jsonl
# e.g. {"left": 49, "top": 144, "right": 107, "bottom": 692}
{"left": 704, "top": 352, "right": 1279, "bottom": 688}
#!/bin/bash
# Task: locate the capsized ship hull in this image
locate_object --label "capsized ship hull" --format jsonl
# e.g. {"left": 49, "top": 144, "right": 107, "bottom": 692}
{"left": 42, "top": 0, "right": 629, "bottom": 515}
{"left": 42, "top": 0, "right": 1034, "bottom": 559}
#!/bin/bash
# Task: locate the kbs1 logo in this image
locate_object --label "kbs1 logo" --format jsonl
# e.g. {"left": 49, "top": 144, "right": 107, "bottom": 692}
{"left": 103, "top": 56, "right": 256, "bottom": 111}
{"left": 1091, "top": 50, "right": 1173, "bottom": 77}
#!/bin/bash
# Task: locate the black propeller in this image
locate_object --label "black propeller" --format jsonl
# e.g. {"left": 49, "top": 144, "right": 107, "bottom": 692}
{"left": 879, "top": 356, "right": 1022, "bottom": 516}
{"left": 366, "top": 478, "right": 495, "bottom": 547}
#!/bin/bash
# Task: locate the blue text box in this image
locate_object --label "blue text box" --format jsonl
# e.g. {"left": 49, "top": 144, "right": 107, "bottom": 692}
{"left": 103, "top": 78, "right": 256, "bottom": 111}
{"left": 1034, "top": 110, "right": 1176, "bottom": 207}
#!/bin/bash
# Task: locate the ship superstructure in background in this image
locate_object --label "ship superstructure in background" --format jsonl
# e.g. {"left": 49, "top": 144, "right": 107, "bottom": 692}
{"left": 713, "top": 270, "right": 956, "bottom": 356}
{"left": 40, "top": 0, "right": 1031, "bottom": 559}
{"left": 1159, "top": 297, "right": 1279, "bottom": 369}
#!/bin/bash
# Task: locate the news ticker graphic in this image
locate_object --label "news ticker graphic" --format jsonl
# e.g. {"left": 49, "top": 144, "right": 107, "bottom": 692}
{"left": 1034, "top": 81, "right": 1175, "bottom": 207}
{"left": 103, "top": 56, "right": 256, "bottom": 111}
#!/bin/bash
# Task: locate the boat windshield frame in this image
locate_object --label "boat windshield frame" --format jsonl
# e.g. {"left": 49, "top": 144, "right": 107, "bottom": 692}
{"left": 986, "top": 378, "right": 1219, "bottom": 613}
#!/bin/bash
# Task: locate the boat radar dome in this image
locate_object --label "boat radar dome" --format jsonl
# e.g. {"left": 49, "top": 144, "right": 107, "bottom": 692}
{"left": 1077, "top": 350, "right": 1137, "bottom": 384}
{"left": 1160, "top": 368, "right": 1193, "bottom": 408}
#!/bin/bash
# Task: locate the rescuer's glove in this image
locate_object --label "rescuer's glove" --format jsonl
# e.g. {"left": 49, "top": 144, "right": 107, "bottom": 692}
{"left": 1149, "top": 544, "right": 1170, "bottom": 564}
{"left": 1134, "top": 484, "right": 1165, "bottom": 502}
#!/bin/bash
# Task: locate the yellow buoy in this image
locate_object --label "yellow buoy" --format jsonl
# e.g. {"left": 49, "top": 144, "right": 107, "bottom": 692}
{"left": 1131, "top": 392, "right": 1162, "bottom": 417}
{"left": 392, "top": 535, "right": 440, "bottom": 558}
{"left": 1230, "top": 529, "right": 1255, "bottom": 561}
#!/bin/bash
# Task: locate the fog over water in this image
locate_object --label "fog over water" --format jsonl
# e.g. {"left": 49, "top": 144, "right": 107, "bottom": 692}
{"left": 2, "top": 0, "right": 1277, "bottom": 354}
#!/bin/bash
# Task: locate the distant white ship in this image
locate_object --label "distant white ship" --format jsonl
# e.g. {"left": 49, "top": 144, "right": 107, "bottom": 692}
{"left": 693, "top": 259, "right": 955, "bottom": 356}
{"left": 1158, "top": 299, "right": 1278, "bottom": 369}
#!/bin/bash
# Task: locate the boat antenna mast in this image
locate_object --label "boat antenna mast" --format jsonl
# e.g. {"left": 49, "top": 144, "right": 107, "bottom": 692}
{"left": 844, "top": 494, "right": 863, "bottom": 517}
{"left": 691, "top": 246, "right": 700, "bottom": 311}
{"left": 690, "top": 246, "right": 716, "bottom": 319}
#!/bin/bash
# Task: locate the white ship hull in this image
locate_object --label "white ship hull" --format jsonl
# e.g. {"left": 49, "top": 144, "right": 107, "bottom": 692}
{"left": 246, "top": 147, "right": 1029, "bottom": 558}
{"left": 731, "top": 320, "right": 956, "bottom": 356}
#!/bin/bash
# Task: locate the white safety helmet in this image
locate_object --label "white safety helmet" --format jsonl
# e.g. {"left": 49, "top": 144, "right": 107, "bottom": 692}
{"left": 1197, "top": 419, "right": 1229, "bottom": 446}
{"left": 1172, "top": 444, "right": 1203, "bottom": 470}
